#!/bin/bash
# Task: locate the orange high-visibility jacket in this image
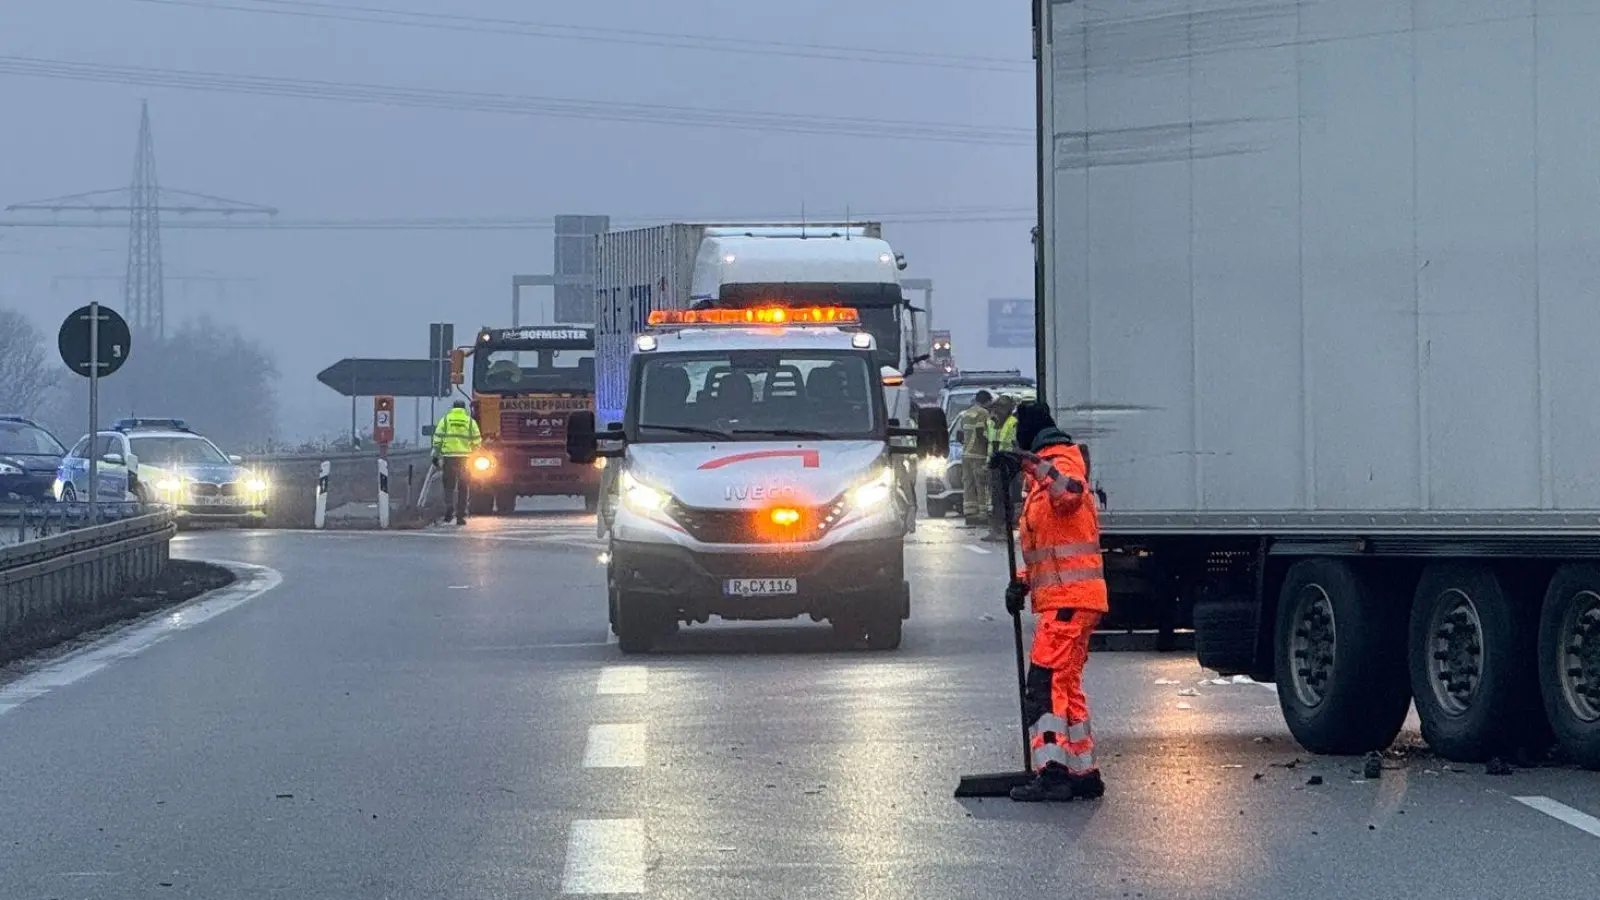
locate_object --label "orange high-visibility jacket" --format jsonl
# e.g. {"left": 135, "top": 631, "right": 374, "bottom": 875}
{"left": 1015, "top": 440, "right": 1108, "bottom": 614}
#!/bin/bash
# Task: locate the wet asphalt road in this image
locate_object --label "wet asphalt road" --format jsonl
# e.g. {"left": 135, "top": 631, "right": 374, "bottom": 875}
{"left": 1, "top": 510, "right": 1597, "bottom": 899}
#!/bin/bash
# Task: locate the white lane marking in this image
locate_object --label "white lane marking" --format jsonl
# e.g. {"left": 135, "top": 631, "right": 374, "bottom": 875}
{"left": 582, "top": 723, "right": 646, "bottom": 768}
{"left": 0, "top": 561, "right": 282, "bottom": 719}
{"left": 562, "top": 819, "right": 645, "bottom": 894}
{"left": 597, "top": 665, "right": 648, "bottom": 695}
{"left": 1515, "top": 796, "right": 1600, "bottom": 839}
{"left": 964, "top": 545, "right": 991, "bottom": 555}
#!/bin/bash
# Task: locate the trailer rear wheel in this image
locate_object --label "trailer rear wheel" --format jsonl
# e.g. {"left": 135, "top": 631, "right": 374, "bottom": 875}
{"left": 1538, "top": 566, "right": 1600, "bottom": 769}
{"left": 1195, "top": 595, "right": 1257, "bottom": 676}
{"left": 1409, "top": 563, "right": 1543, "bottom": 762}
{"left": 1275, "top": 559, "right": 1410, "bottom": 755}
{"left": 494, "top": 488, "right": 518, "bottom": 515}
{"left": 467, "top": 490, "right": 494, "bottom": 517}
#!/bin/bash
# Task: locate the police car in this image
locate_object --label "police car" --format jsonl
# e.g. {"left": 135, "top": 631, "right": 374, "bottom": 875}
{"left": 567, "top": 306, "right": 948, "bottom": 653}
{"left": 54, "top": 418, "right": 269, "bottom": 523}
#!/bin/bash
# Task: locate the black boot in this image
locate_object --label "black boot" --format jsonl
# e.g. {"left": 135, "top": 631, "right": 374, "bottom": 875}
{"left": 1069, "top": 769, "right": 1106, "bottom": 800}
{"left": 1009, "top": 765, "right": 1076, "bottom": 803}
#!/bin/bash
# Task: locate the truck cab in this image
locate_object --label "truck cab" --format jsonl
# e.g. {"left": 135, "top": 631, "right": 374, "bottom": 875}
{"left": 690, "top": 227, "right": 910, "bottom": 371}
{"left": 467, "top": 325, "right": 602, "bottom": 514}
{"left": 567, "top": 306, "right": 947, "bottom": 654}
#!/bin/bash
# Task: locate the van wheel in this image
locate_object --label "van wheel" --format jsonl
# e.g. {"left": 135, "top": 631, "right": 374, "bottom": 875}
{"left": 613, "top": 587, "right": 656, "bottom": 654}
{"left": 1538, "top": 566, "right": 1600, "bottom": 769}
{"left": 1409, "top": 563, "right": 1545, "bottom": 762}
{"left": 1275, "top": 559, "right": 1410, "bottom": 755}
{"left": 864, "top": 582, "right": 909, "bottom": 651}
{"left": 925, "top": 497, "right": 947, "bottom": 519}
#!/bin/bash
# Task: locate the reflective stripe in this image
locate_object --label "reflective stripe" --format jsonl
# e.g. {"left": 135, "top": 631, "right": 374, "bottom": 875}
{"left": 1064, "top": 750, "right": 1095, "bottom": 773}
{"left": 1028, "top": 713, "right": 1069, "bottom": 740}
{"left": 1030, "top": 566, "right": 1105, "bottom": 588}
{"left": 1068, "top": 719, "right": 1092, "bottom": 743}
{"left": 1023, "top": 543, "right": 1100, "bottom": 565}
{"left": 1033, "top": 743, "right": 1070, "bottom": 768}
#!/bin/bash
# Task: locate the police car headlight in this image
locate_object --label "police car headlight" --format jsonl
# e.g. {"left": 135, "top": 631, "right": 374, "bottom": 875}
{"left": 155, "top": 477, "right": 183, "bottom": 494}
{"left": 620, "top": 470, "right": 668, "bottom": 514}
{"left": 850, "top": 467, "right": 894, "bottom": 512}
{"left": 245, "top": 477, "right": 269, "bottom": 494}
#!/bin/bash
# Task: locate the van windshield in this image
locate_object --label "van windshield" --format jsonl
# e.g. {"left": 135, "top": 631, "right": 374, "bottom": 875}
{"left": 632, "top": 351, "right": 879, "bottom": 443}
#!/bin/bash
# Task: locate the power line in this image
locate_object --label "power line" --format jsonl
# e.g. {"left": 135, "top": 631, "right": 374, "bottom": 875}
{"left": 124, "top": 0, "right": 1031, "bottom": 73}
{"left": 0, "top": 55, "right": 1032, "bottom": 145}
{"left": 0, "top": 206, "right": 1035, "bottom": 232}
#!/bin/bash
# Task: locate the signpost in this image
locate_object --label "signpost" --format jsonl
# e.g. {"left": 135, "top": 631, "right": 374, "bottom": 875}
{"left": 57, "top": 303, "right": 132, "bottom": 522}
{"left": 987, "top": 298, "right": 1036, "bottom": 349}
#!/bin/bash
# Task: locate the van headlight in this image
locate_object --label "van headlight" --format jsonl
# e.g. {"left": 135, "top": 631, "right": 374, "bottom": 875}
{"left": 620, "top": 470, "right": 669, "bottom": 514}
{"left": 850, "top": 467, "right": 894, "bottom": 511}
{"left": 923, "top": 455, "right": 948, "bottom": 477}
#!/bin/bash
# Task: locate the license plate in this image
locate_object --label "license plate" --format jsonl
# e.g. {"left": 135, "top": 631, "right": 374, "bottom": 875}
{"left": 193, "top": 495, "right": 242, "bottom": 507}
{"left": 530, "top": 458, "right": 564, "bottom": 468}
{"left": 724, "top": 578, "right": 798, "bottom": 597}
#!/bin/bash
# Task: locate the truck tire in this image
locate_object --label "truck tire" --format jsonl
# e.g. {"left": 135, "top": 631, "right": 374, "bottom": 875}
{"left": 1275, "top": 559, "right": 1410, "bottom": 755}
{"left": 1194, "top": 595, "right": 1257, "bottom": 676}
{"left": 1537, "top": 566, "right": 1600, "bottom": 769}
{"left": 584, "top": 491, "right": 599, "bottom": 514}
{"left": 925, "top": 496, "right": 947, "bottom": 519}
{"left": 467, "top": 491, "right": 494, "bottom": 517}
{"left": 1409, "top": 563, "right": 1545, "bottom": 763}
{"left": 494, "top": 488, "right": 517, "bottom": 515}
{"left": 612, "top": 587, "right": 657, "bottom": 655}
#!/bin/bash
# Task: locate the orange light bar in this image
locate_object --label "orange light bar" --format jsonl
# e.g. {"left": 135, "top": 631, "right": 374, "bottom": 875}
{"left": 647, "top": 306, "right": 860, "bottom": 327}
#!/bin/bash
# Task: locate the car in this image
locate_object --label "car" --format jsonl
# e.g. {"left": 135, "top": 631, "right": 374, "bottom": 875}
{"left": 922, "top": 418, "right": 964, "bottom": 518}
{"left": 55, "top": 418, "right": 269, "bottom": 524}
{"left": 0, "top": 415, "right": 68, "bottom": 503}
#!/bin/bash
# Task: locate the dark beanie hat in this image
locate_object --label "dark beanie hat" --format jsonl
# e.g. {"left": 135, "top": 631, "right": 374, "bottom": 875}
{"left": 1014, "top": 400, "right": 1058, "bottom": 452}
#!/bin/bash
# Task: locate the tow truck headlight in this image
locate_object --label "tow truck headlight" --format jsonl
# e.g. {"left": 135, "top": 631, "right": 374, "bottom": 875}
{"left": 850, "top": 467, "right": 894, "bottom": 511}
{"left": 620, "top": 470, "right": 668, "bottom": 514}
{"left": 471, "top": 454, "right": 495, "bottom": 476}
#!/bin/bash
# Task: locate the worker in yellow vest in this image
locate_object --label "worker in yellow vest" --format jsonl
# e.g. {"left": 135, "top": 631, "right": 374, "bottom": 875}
{"left": 431, "top": 400, "right": 482, "bottom": 525}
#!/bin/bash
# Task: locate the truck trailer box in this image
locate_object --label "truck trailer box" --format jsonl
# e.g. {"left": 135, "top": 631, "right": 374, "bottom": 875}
{"left": 1040, "top": 0, "right": 1600, "bottom": 516}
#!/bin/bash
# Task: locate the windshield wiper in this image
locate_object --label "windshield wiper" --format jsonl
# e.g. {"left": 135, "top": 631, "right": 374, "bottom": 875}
{"left": 730, "top": 428, "right": 841, "bottom": 440}
{"left": 638, "top": 423, "right": 733, "bottom": 440}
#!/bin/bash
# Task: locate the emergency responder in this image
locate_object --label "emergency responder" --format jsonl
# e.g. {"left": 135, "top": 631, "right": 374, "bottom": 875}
{"left": 431, "top": 399, "right": 483, "bottom": 526}
{"left": 983, "top": 395, "right": 1020, "bottom": 543}
{"left": 1000, "top": 400, "right": 1107, "bottom": 802}
{"left": 955, "top": 390, "right": 994, "bottom": 526}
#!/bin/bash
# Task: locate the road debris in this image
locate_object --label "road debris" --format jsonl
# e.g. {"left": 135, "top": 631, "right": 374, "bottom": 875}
{"left": 1154, "top": 678, "right": 1180, "bottom": 685}
{"left": 1363, "top": 752, "right": 1383, "bottom": 779}
{"left": 1176, "top": 688, "right": 1199, "bottom": 697}
{"left": 274, "top": 793, "right": 294, "bottom": 799}
{"left": 1305, "top": 775, "right": 1324, "bottom": 786}
{"left": 1485, "top": 757, "right": 1514, "bottom": 776}
{"left": 1175, "top": 702, "right": 1193, "bottom": 710}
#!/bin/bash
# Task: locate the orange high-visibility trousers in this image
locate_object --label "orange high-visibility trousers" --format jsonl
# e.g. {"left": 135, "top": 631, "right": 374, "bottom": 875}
{"left": 1024, "top": 608, "right": 1101, "bottom": 775}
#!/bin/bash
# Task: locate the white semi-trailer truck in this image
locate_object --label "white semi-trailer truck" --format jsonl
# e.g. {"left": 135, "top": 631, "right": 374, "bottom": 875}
{"left": 1037, "top": 0, "right": 1600, "bottom": 768}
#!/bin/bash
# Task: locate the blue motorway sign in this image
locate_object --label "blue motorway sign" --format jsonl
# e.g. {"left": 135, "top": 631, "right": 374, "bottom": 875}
{"left": 988, "top": 298, "right": 1035, "bottom": 349}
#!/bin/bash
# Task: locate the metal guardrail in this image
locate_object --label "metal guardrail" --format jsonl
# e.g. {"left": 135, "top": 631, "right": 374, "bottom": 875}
{"left": 0, "top": 501, "right": 148, "bottom": 546}
{"left": 0, "top": 509, "right": 177, "bottom": 656}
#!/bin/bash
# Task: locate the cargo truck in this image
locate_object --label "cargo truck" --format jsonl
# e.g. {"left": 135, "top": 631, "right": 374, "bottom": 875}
{"left": 463, "top": 325, "right": 601, "bottom": 514}
{"left": 1037, "top": 0, "right": 1600, "bottom": 768}
{"left": 594, "top": 222, "right": 909, "bottom": 427}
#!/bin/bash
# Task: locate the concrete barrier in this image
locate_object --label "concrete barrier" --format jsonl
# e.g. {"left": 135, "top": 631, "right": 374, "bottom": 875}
{"left": 243, "top": 450, "right": 440, "bottom": 529}
{"left": 0, "top": 510, "right": 176, "bottom": 659}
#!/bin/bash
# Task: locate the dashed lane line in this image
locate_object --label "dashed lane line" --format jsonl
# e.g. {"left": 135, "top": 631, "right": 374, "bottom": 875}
{"left": 598, "top": 665, "right": 648, "bottom": 695}
{"left": 1515, "top": 796, "right": 1600, "bottom": 840}
{"left": 562, "top": 819, "right": 646, "bottom": 894}
{"left": 582, "top": 723, "right": 646, "bottom": 768}
{"left": 964, "top": 544, "right": 992, "bottom": 555}
{"left": 0, "top": 561, "right": 282, "bottom": 719}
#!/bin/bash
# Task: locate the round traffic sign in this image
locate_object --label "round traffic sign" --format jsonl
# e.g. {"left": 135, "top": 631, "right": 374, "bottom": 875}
{"left": 57, "top": 304, "right": 132, "bottom": 378}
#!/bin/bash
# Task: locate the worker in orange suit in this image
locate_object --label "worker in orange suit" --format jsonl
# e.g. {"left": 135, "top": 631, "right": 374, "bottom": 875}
{"left": 1001, "top": 400, "right": 1107, "bottom": 802}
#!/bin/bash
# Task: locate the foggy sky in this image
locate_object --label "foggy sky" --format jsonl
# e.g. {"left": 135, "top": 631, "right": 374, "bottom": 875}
{"left": 0, "top": 0, "right": 1035, "bottom": 441}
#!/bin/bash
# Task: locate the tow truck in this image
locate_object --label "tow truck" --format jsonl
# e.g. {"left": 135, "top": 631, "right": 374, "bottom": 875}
{"left": 457, "top": 325, "right": 602, "bottom": 514}
{"left": 566, "top": 306, "right": 948, "bottom": 653}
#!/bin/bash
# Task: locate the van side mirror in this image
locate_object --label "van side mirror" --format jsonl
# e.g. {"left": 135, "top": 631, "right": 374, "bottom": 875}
{"left": 102, "top": 452, "right": 124, "bottom": 466}
{"left": 450, "top": 348, "right": 466, "bottom": 386}
{"left": 916, "top": 407, "right": 949, "bottom": 457}
{"left": 567, "top": 411, "right": 599, "bottom": 464}
{"left": 229, "top": 455, "right": 243, "bottom": 465}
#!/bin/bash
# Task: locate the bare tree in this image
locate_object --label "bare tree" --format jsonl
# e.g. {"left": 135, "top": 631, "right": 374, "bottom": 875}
{"left": 0, "top": 307, "right": 61, "bottom": 418}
